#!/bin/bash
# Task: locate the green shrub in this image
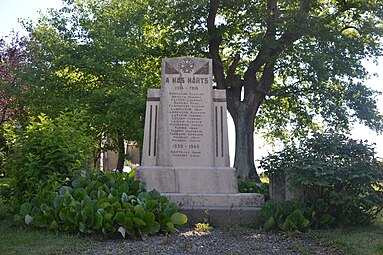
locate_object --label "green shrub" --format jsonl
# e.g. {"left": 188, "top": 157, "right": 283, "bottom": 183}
{"left": 237, "top": 178, "right": 270, "bottom": 199}
{"left": 2, "top": 112, "right": 96, "bottom": 205}
{"left": 14, "top": 171, "right": 188, "bottom": 238}
{"left": 260, "top": 132, "right": 383, "bottom": 227}
{"left": 259, "top": 199, "right": 311, "bottom": 234}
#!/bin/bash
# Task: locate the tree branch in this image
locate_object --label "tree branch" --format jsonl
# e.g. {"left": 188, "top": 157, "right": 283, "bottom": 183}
{"left": 244, "top": 0, "right": 278, "bottom": 81}
{"left": 227, "top": 53, "right": 241, "bottom": 87}
{"left": 207, "top": 0, "right": 226, "bottom": 89}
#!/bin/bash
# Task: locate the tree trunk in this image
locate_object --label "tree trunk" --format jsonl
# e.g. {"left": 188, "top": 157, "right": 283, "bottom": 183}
{"left": 116, "top": 133, "right": 125, "bottom": 173}
{"left": 232, "top": 112, "right": 259, "bottom": 181}
{"left": 229, "top": 94, "right": 261, "bottom": 182}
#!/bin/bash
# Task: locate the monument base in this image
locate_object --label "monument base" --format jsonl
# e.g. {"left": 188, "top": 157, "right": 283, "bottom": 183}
{"left": 136, "top": 166, "right": 265, "bottom": 225}
{"left": 164, "top": 193, "right": 264, "bottom": 226}
{"left": 136, "top": 166, "right": 238, "bottom": 194}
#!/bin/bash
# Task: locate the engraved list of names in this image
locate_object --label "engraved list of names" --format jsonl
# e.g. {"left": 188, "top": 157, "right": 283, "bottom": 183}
{"left": 159, "top": 57, "right": 214, "bottom": 167}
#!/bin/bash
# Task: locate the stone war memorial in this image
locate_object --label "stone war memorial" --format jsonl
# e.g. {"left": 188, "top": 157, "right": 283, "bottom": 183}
{"left": 136, "top": 57, "right": 264, "bottom": 225}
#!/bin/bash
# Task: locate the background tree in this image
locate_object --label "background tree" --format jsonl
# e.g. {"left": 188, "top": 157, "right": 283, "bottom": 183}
{"left": 0, "top": 34, "right": 28, "bottom": 176}
{"left": 21, "top": 0, "right": 162, "bottom": 171}
{"left": 150, "top": 0, "right": 383, "bottom": 180}
{"left": 0, "top": 34, "right": 27, "bottom": 151}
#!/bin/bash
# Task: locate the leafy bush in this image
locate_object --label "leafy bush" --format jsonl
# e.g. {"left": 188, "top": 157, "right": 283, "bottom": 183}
{"left": 237, "top": 178, "right": 270, "bottom": 199}
{"left": 2, "top": 112, "right": 96, "bottom": 204}
{"left": 14, "top": 171, "right": 187, "bottom": 238}
{"left": 259, "top": 199, "right": 311, "bottom": 234}
{"left": 260, "top": 132, "right": 383, "bottom": 227}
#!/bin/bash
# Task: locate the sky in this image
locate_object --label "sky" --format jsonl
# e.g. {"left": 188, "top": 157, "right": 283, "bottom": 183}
{"left": 1, "top": 0, "right": 382, "bottom": 162}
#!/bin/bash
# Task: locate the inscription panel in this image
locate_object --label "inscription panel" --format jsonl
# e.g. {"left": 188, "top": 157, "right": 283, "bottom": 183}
{"left": 159, "top": 57, "right": 214, "bottom": 167}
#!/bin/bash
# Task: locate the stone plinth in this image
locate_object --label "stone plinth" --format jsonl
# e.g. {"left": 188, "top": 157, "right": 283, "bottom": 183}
{"left": 136, "top": 57, "right": 264, "bottom": 225}
{"left": 135, "top": 166, "right": 238, "bottom": 194}
{"left": 165, "top": 193, "right": 264, "bottom": 226}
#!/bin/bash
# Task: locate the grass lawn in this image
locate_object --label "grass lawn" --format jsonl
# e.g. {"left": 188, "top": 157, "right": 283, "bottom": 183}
{"left": 309, "top": 212, "right": 383, "bottom": 255}
{"left": 0, "top": 197, "right": 99, "bottom": 255}
{"left": 0, "top": 222, "right": 99, "bottom": 255}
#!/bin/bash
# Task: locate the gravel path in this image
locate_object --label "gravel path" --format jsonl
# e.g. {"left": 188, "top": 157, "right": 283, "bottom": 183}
{"left": 82, "top": 227, "right": 341, "bottom": 255}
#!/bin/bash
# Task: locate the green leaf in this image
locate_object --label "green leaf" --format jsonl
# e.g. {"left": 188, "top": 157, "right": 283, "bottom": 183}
{"left": 40, "top": 203, "right": 50, "bottom": 213}
{"left": 170, "top": 212, "right": 188, "bottom": 226}
{"left": 75, "top": 212, "right": 82, "bottom": 225}
{"left": 122, "top": 202, "right": 134, "bottom": 210}
{"left": 134, "top": 205, "right": 145, "bottom": 218}
{"left": 53, "top": 195, "right": 63, "bottom": 208}
{"left": 118, "top": 226, "right": 126, "bottom": 238}
{"left": 163, "top": 202, "right": 177, "bottom": 217}
{"left": 97, "top": 190, "right": 108, "bottom": 199}
{"left": 25, "top": 214, "right": 34, "bottom": 225}
{"left": 79, "top": 222, "right": 87, "bottom": 233}
{"left": 97, "top": 208, "right": 106, "bottom": 217}
{"left": 128, "top": 170, "right": 135, "bottom": 179}
{"left": 281, "top": 219, "right": 296, "bottom": 233}
{"left": 149, "top": 189, "right": 161, "bottom": 199}
{"left": 59, "top": 208, "right": 68, "bottom": 221}
{"left": 100, "top": 202, "right": 113, "bottom": 214}
{"left": 59, "top": 186, "right": 73, "bottom": 196}
{"left": 165, "top": 222, "right": 175, "bottom": 233}
{"left": 160, "top": 196, "right": 168, "bottom": 204}
{"left": 74, "top": 188, "right": 87, "bottom": 200}
{"left": 124, "top": 216, "right": 133, "bottom": 230}
{"left": 121, "top": 193, "right": 128, "bottom": 203}
{"left": 30, "top": 206, "right": 41, "bottom": 217}
{"left": 143, "top": 212, "right": 155, "bottom": 225}
{"left": 118, "top": 183, "right": 130, "bottom": 194}
{"left": 103, "top": 213, "right": 114, "bottom": 225}
{"left": 133, "top": 217, "right": 146, "bottom": 226}
{"left": 93, "top": 213, "right": 103, "bottom": 229}
{"left": 107, "top": 196, "right": 119, "bottom": 205}
{"left": 50, "top": 220, "right": 58, "bottom": 230}
{"left": 34, "top": 215, "right": 48, "bottom": 228}
{"left": 71, "top": 178, "right": 81, "bottom": 188}
{"left": 263, "top": 216, "right": 276, "bottom": 231}
{"left": 102, "top": 226, "right": 116, "bottom": 236}
{"left": 319, "top": 214, "right": 335, "bottom": 226}
{"left": 14, "top": 214, "right": 24, "bottom": 225}
{"left": 67, "top": 210, "right": 77, "bottom": 223}
{"left": 20, "top": 203, "right": 32, "bottom": 216}
{"left": 147, "top": 221, "right": 160, "bottom": 234}
{"left": 85, "top": 214, "right": 95, "bottom": 227}
{"left": 114, "top": 212, "right": 126, "bottom": 225}
{"left": 112, "top": 201, "right": 122, "bottom": 211}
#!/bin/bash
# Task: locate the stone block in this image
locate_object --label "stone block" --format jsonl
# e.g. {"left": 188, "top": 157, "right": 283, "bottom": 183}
{"left": 136, "top": 166, "right": 238, "bottom": 194}
{"left": 164, "top": 193, "right": 264, "bottom": 226}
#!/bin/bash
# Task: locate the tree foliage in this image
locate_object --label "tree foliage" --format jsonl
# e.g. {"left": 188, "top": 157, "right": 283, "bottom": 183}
{"left": 21, "top": 0, "right": 163, "bottom": 170}
{"left": 0, "top": 34, "right": 28, "bottom": 150}
{"left": 13, "top": 0, "right": 383, "bottom": 178}
{"left": 148, "top": 0, "right": 383, "bottom": 179}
